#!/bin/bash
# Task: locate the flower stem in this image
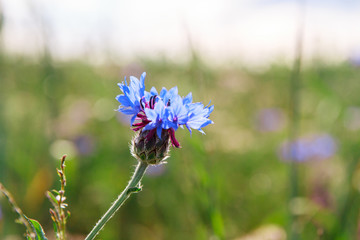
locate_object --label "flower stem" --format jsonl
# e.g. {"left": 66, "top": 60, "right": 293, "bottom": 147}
{"left": 288, "top": 2, "right": 305, "bottom": 239}
{"left": 85, "top": 161, "right": 148, "bottom": 240}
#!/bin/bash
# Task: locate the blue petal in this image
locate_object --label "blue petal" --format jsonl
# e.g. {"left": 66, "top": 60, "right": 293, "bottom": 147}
{"left": 160, "top": 87, "right": 167, "bottom": 98}
{"left": 200, "top": 119, "right": 213, "bottom": 128}
{"left": 116, "top": 73, "right": 148, "bottom": 126}
{"left": 116, "top": 95, "right": 133, "bottom": 107}
{"left": 198, "top": 129, "right": 205, "bottom": 135}
{"left": 183, "top": 92, "right": 192, "bottom": 105}
{"left": 168, "top": 86, "right": 178, "bottom": 97}
{"left": 144, "top": 108, "right": 158, "bottom": 122}
{"left": 157, "top": 125, "right": 163, "bottom": 139}
{"left": 130, "top": 115, "right": 137, "bottom": 126}
{"left": 144, "top": 91, "right": 152, "bottom": 101}
{"left": 154, "top": 100, "right": 165, "bottom": 118}
{"left": 168, "top": 122, "right": 178, "bottom": 130}
{"left": 139, "top": 72, "right": 146, "bottom": 97}
{"left": 186, "top": 117, "right": 209, "bottom": 130}
{"left": 150, "top": 86, "right": 158, "bottom": 96}
{"left": 185, "top": 124, "right": 193, "bottom": 135}
{"left": 162, "top": 117, "right": 177, "bottom": 130}
{"left": 170, "top": 96, "right": 188, "bottom": 124}
{"left": 144, "top": 122, "right": 157, "bottom": 131}
{"left": 162, "top": 86, "right": 178, "bottom": 105}
{"left": 119, "top": 107, "right": 138, "bottom": 115}
{"left": 185, "top": 102, "right": 214, "bottom": 133}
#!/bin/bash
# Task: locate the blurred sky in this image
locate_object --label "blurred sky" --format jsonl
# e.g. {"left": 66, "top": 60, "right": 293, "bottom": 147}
{"left": 2, "top": 0, "right": 360, "bottom": 66}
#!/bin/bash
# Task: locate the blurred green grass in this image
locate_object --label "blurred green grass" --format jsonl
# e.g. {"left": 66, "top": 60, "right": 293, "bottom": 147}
{"left": 0, "top": 53, "right": 360, "bottom": 239}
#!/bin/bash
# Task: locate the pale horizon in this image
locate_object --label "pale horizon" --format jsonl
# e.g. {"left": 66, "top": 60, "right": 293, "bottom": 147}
{"left": 2, "top": 0, "right": 360, "bottom": 66}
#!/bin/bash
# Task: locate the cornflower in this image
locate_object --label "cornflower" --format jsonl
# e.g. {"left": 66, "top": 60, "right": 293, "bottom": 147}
{"left": 116, "top": 72, "right": 214, "bottom": 163}
{"left": 86, "top": 72, "right": 213, "bottom": 239}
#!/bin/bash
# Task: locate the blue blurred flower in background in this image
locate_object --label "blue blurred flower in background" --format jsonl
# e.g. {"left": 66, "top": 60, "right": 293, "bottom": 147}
{"left": 279, "top": 134, "right": 337, "bottom": 162}
{"left": 74, "top": 135, "right": 96, "bottom": 157}
{"left": 145, "top": 164, "right": 167, "bottom": 177}
{"left": 254, "top": 108, "right": 286, "bottom": 132}
{"left": 116, "top": 72, "right": 214, "bottom": 148}
{"left": 349, "top": 49, "right": 360, "bottom": 67}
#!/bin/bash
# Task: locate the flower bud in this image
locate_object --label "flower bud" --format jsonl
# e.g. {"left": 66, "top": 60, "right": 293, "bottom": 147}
{"left": 131, "top": 130, "right": 170, "bottom": 165}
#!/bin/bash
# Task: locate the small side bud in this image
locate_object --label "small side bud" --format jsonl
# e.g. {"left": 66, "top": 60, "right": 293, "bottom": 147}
{"left": 131, "top": 130, "right": 170, "bottom": 164}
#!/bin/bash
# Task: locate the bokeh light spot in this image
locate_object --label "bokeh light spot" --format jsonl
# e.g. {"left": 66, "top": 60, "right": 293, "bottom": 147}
{"left": 93, "top": 98, "right": 116, "bottom": 121}
{"left": 50, "top": 139, "right": 77, "bottom": 159}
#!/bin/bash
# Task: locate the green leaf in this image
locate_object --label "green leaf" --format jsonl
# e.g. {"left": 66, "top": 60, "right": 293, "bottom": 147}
{"left": 24, "top": 215, "right": 48, "bottom": 240}
{"left": 47, "top": 191, "right": 58, "bottom": 203}
{"left": 127, "top": 186, "right": 142, "bottom": 194}
{"left": 52, "top": 221, "right": 58, "bottom": 235}
{"left": 46, "top": 191, "right": 59, "bottom": 208}
{"left": 30, "top": 219, "right": 48, "bottom": 240}
{"left": 52, "top": 189, "right": 60, "bottom": 195}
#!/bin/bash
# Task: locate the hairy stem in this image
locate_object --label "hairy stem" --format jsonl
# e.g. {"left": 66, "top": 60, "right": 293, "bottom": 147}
{"left": 0, "top": 183, "right": 35, "bottom": 239}
{"left": 85, "top": 161, "right": 148, "bottom": 240}
{"left": 58, "top": 155, "right": 67, "bottom": 240}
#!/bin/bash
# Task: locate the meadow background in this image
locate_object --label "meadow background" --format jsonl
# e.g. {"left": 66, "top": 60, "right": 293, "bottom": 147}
{"left": 1, "top": 0, "right": 360, "bottom": 239}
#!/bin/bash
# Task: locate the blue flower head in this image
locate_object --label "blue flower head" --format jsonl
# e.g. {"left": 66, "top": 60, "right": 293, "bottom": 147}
{"left": 116, "top": 72, "right": 214, "bottom": 149}
{"left": 116, "top": 72, "right": 146, "bottom": 125}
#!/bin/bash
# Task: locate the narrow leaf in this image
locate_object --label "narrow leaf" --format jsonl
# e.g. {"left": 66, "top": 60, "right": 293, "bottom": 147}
{"left": 24, "top": 215, "right": 48, "bottom": 240}
{"left": 52, "top": 221, "right": 58, "bottom": 235}
{"left": 46, "top": 191, "right": 59, "bottom": 210}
